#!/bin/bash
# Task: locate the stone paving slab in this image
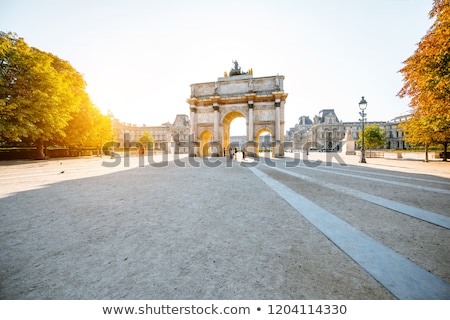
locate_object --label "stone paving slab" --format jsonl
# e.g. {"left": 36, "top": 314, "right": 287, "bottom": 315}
{"left": 0, "top": 154, "right": 448, "bottom": 299}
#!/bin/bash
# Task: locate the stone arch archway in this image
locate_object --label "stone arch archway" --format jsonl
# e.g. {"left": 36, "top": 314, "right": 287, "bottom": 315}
{"left": 222, "top": 110, "right": 247, "bottom": 153}
{"left": 187, "top": 72, "right": 287, "bottom": 157}
{"left": 255, "top": 127, "right": 273, "bottom": 154}
{"left": 199, "top": 130, "right": 213, "bottom": 157}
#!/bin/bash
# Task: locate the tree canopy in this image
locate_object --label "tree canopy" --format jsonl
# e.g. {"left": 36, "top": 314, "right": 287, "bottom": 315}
{"left": 357, "top": 124, "right": 386, "bottom": 150}
{"left": 138, "top": 131, "right": 154, "bottom": 149}
{"left": 0, "top": 32, "right": 110, "bottom": 158}
{"left": 398, "top": 0, "right": 450, "bottom": 160}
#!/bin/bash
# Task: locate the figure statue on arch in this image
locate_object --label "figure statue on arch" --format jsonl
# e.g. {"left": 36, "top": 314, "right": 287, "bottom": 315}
{"left": 275, "top": 74, "right": 280, "bottom": 91}
{"left": 230, "top": 60, "right": 241, "bottom": 76}
{"left": 248, "top": 77, "right": 254, "bottom": 92}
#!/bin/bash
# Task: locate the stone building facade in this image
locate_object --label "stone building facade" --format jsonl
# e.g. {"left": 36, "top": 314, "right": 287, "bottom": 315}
{"left": 113, "top": 114, "right": 190, "bottom": 154}
{"left": 288, "top": 109, "right": 410, "bottom": 151}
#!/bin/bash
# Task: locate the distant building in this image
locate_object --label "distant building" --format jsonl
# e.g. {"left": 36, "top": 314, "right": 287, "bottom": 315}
{"left": 113, "top": 114, "right": 190, "bottom": 154}
{"left": 286, "top": 109, "right": 411, "bottom": 151}
{"left": 229, "top": 135, "right": 246, "bottom": 149}
{"left": 384, "top": 114, "right": 411, "bottom": 149}
{"left": 228, "top": 134, "right": 272, "bottom": 151}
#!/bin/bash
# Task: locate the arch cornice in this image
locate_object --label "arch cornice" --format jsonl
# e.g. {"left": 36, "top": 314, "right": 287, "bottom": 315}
{"left": 187, "top": 92, "right": 288, "bottom": 107}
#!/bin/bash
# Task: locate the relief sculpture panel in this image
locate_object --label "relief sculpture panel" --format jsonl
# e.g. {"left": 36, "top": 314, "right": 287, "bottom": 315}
{"left": 197, "top": 112, "right": 213, "bottom": 124}
{"left": 254, "top": 109, "right": 275, "bottom": 122}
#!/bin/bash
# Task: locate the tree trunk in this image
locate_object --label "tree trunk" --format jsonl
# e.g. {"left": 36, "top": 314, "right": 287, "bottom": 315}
{"left": 35, "top": 139, "right": 46, "bottom": 160}
{"left": 425, "top": 143, "right": 429, "bottom": 162}
{"left": 443, "top": 142, "right": 448, "bottom": 161}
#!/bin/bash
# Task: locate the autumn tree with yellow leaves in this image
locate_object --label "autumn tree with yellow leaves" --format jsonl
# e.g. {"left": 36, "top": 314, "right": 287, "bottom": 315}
{"left": 398, "top": 0, "right": 450, "bottom": 161}
{"left": 0, "top": 32, "right": 111, "bottom": 159}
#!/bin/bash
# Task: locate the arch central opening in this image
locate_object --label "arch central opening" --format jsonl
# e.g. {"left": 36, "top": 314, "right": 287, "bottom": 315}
{"left": 256, "top": 128, "right": 273, "bottom": 156}
{"left": 222, "top": 111, "right": 246, "bottom": 155}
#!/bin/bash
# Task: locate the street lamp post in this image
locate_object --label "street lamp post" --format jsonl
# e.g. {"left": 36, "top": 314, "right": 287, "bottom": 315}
{"left": 359, "top": 96, "right": 367, "bottom": 163}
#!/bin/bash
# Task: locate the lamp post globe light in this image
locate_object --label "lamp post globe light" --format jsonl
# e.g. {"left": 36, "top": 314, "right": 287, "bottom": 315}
{"left": 359, "top": 96, "right": 367, "bottom": 163}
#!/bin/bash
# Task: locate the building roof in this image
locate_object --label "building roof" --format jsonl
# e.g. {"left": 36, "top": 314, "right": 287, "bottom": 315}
{"left": 298, "top": 116, "right": 313, "bottom": 125}
{"left": 318, "top": 109, "right": 339, "bottom": 122}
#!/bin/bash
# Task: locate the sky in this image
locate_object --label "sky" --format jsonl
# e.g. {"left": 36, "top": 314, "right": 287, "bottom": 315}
{"left": 1, "top": 0, "right": 434, "bottom": 135}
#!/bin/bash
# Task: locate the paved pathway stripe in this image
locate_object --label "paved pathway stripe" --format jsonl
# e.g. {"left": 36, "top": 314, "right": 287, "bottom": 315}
{"left": 249, "top": 167, "right": 450, "bottom": 300}
{"left": 269, "top": 166, "right": 450, "bottom": 230}
{"left": 313, "top": 164, "right": 450, "bottom": 186}
{"left": 298, "top": 164, "right": 450, "bottom": 195}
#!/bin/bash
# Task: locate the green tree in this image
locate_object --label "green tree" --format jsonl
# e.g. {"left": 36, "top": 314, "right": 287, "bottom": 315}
{"left": 1, "top": 32, "right": 35, "bottom": 141}
{"left": 62, "top": 94, "right": 94, "bottom": 151}
{"left": 398, "top": 0, "right": 450, "bottom": 161}
{"left": 0, "top": 32, "right": 87, "bottom": 159}
{"left": 399, "top": 116, "right": 435, "bottom": 162}
{"left": 138, "top": 131, "right": 154, "bottom": 149}
{"left": 62, "top": 94, "right": 111, "bottom": 155}
{"left": 357, "top": 124, "right": 386, "bottom": 151}
{"left": 88, "top": 108, "right": 112, "bottom": 156}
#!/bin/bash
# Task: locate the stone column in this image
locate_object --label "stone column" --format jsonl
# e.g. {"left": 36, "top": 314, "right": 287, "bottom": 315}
{"left": 248, "top": 101, "right": 254, "bottom": 141}
{"left": 212, "top": 103, "right": 220, "bottom": 156}
{"left": 246, "top": 100, "right": 256, "bottom": 157}
{"left": 273, "top": 99, "right": 283, "bottom": 157}
{"left": 275, "top": 100, "right": 281, "bottom": 142}
{"left": 188, "top": 100, "right": 198, "bottom": 157}
{"left": 213, "top": 103, "right": 219, "bottom": 142}
{"left": 190, "top": 106, "right": 197, "bottom": 141}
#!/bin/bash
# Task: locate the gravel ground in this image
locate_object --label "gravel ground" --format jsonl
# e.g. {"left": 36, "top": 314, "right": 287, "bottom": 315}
{"left": 0, "top": 153, "right": 449, "bottom": 299}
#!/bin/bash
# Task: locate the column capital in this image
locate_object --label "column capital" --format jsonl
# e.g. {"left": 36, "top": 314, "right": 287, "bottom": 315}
{"left": 272, "top": 92, "right": 283, "bottom": 99}
{"left": 245, "top": 93, "right": 256, "bottom": 101}
{"left": 246, "top": 93, "right": 256, "bottom": 108}
{"left": 272, "top": 92, "right": 288, "bottom": 103}
{"left": 187, "top": 97, "right": 198, "bottom": 105}
{"left": 211, "top": 96, "right": 221, "bottom": 104}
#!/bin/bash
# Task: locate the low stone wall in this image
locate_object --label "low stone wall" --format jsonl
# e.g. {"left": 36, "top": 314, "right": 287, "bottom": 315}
{"left": 382, "top": 151, "right": 442, "bottom": 160}
{"left": 383, "top": 152, "right": 403, "bottom": 159}
{"left": 50, "top": 149, "right": 70, "bottom": 158}
{"left": 356, "top": 151, "right": 443, "bottom": 160}
{"left": 366, "top": 151, "right": 384, "bottom": 158}
{"left": 0, "top": 148, "right": 98, "bottom": 160}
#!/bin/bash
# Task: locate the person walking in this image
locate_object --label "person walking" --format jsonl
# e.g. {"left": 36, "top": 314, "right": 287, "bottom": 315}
{"left": 234, "top": 148, "right": 238, "bottom": 160}
{"left": 242, "top": 148, "right": 245, "bottom": 160}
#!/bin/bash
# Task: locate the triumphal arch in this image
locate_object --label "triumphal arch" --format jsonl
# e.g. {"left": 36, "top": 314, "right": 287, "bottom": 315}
{"left": 187, "top": 61, "right": 288, "bottom": 157}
